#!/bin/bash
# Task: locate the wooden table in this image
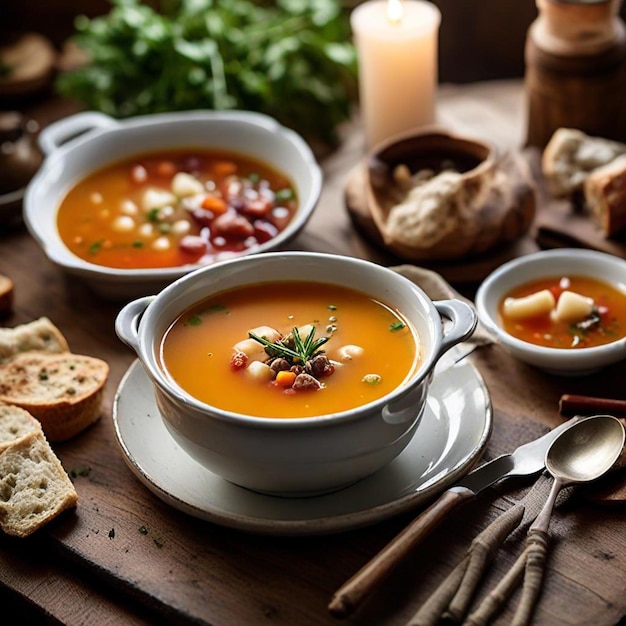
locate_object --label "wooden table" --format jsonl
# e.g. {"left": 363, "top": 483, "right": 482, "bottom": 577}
{"left": 1, "top": 81, "right": 625, "bottom": 626}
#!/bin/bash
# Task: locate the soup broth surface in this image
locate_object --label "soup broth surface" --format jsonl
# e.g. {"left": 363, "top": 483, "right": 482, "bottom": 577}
{"left": 57, "top": 148, "right": 297, "bottom": 269}
{"left": 499, "top": 275, "right": 626, "bottom": 348}
{"left": 160, "top": 281, "right": 421, "bottom": 418}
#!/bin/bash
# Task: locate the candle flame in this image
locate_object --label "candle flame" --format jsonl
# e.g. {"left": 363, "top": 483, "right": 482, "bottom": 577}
{"left": 387, "top": 0, "right": 404, "bottom": 24}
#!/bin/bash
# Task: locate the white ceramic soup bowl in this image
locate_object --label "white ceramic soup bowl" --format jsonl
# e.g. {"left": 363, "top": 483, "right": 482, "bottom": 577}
{"left": 475, "top": 248, "right": 626, "bottom": 376}
{"left": 24, "top": 110, "right": 322, "bottom": 300}
{"left": 115, "top": 252, "right": 477, "bottom": 496}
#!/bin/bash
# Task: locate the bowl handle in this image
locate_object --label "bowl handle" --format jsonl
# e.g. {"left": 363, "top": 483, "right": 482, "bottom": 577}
{"left": 433, "top": 299, "right": 477, "bottom": 359}
{"left": 38, "top": 111, "right": 119, "bottom": 156}
{"left": 115, "top": 296, "right": 155, "bottom": 354}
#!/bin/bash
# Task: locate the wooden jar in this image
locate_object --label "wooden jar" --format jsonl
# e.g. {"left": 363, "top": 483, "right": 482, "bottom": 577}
{"left": 525, "top": 0, "right": 626, "bottom": 148}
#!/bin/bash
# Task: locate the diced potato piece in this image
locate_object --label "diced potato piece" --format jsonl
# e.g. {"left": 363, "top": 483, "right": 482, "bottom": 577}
{"left": 120, "top": 199, "right": 139, "bottom": 216}
{"left": 248, "top": 326, "right": 282, "bottom": 344}
{"left": 246, "top": 361, "right": 273, "bottom": 382}
{"left": 335, "top": 344, "right": 364, "bottom": 362}
{"left": 502, "top": 289, "right": 555, "bottom": 321}
{"left": 234, "top": 327, "right": 281, "bottom": 363}
{"left": 552, "top": 290, "right": 594, "bottom": 323}
{"left": 159, "top": 206, "right": 174, "bottom": 219}
{"left": 112, "top": 215, "right": 135, "bottom": 232}
{"left": 138, "top": 223, "right": 154, "bottom": 237}
{"left": 233, "top": 338, "right": 268, "bottom": 363}
{"left": 296, "top": 324, "right": 316, "bottom": 339}
{"left": 142, "top": 188, "right": 177, "bottom": 211}
{"left": 151, "top": 236, "right": 170, "bottom": 251}
{"left": 172, "top": 172, "right": 204, "bottom": 197}
{"left": 171, "top": 220, "right": 191, "bottom": 235}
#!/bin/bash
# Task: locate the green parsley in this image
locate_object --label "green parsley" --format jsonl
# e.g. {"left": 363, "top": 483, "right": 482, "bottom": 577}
{"left": 146, "top": 208, "right": 160, "bottom": 222}
{"left": 55, "top": 0, "right": 358, "bottom": 146}
{"left": 89, "top": 239, "right": 104, "bottom": 254}
{"left": 362, "top": 373, "right": 382, "bottom": 385}
{"left": 186, "top": 315, "right": 202, "bottom": 326}
{"left": 389, "top": 321, "right": 406, "bottom": 332}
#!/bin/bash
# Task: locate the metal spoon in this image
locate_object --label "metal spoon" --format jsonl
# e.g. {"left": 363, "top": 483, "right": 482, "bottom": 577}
{"left": 511, "top": 414, "right": 625, "bottom": 626}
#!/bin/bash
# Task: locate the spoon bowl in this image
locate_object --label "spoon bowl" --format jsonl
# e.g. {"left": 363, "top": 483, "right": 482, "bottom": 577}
{"left": 545, "top": 414, "right": 625, "bottom": 485}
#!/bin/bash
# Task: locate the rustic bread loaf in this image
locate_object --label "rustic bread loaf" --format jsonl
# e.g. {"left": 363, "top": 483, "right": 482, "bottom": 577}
{"left": 0, "top": 317, "right": 69, "bottom": 364}
{"left": 541, "top": 128, "right": 626, "bottom": 197}
{"left": 0, "top": 402, "right": 42, "bottom": 452}
{"left": 0, "top": 430, "right": 78, "bottom": 538}
{"left": 0, "top": 352, "right": 109, "bottom": 442}
{"left": 583, "top": 154, "right": 626, "bottom": 236}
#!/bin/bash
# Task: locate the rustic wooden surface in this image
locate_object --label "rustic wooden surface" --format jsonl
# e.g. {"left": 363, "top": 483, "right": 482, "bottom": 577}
{"left": 1, "top": 81, "right": 626, "bottom": 626}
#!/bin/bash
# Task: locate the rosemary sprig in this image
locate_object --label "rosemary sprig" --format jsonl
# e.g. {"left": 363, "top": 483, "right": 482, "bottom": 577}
{"left": 249, "top": 326, "right": 329, "bottom": 365}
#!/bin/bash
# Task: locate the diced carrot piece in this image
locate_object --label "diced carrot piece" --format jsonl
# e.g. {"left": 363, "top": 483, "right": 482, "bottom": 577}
{"left": 212, "top": 161, "right": 238, "bottom": 177}
{"left": 201, "top": 196, "right": 229, "bottom": 215}
{"left": 156, "top": 161, "right": 176, "bottom": 177}
{"left": 275, "top": 370, "right": 297, "bottom": 388}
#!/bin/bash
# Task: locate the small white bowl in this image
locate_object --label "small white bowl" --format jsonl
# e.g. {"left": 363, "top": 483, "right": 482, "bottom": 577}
{"left": 115, "top": 251, "right": 477, "bottom": 496}
{"left": 475, "top": 248, "right": 626, "bottom": 375}
{"left": 24, "top": 110, "right": 322, "bottom": 300}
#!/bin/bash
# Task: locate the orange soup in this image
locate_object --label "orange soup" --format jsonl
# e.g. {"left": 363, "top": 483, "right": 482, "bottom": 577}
{"left": 499, "top": 275, "right": 626, "bottom": 348}
{"left": 57, "top": 149, "right": 297, "bottom": 269}
{"left": 160, "top": 281, "right": 421, "bottom": 418}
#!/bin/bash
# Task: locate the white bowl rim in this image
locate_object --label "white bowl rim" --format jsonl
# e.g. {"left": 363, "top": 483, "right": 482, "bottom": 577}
{"left": 24, "top": 109, "right": 323, "bottom": 280}
{"left": 475, "top": 248, "right": 626, "bottom": 359}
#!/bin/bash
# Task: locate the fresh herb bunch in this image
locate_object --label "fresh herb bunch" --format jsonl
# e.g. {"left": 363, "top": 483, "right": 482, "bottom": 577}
{"left": 249, "top": 326, "right": 328, "bottom": 364}
{"left": 56, "top": 0, "right": 358, "bottom": 145}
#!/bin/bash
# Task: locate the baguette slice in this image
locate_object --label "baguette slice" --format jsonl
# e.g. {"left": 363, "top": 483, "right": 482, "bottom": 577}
{"left": 584, "top": 154, "right": 626, "bottom": 236}
{"left": 0, "top": 352, "right": 109, "bottom": 442}
{"left": 0, "top": 430, "right": 77, "bottom": 538}
{"left": 0, "top": 317, "right": 69, "bottom": 364}
{"left": 0, "top": 402, "right": 42, "bottom": 452}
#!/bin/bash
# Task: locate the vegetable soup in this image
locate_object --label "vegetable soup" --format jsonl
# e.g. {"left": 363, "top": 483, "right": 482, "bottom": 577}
{"left": 499, "top": 275, "right": 626, "bottom": 348}
{"left": 57, "top": 148, "right": 297, "bottom": 269}
{"left": 160, "top": 281, "right": 422, "bottom": 418}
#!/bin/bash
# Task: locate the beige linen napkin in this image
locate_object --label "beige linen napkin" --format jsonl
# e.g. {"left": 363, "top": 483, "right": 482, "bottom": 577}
{"left": 392, "top": 264, "right": 494, "bottom": 348}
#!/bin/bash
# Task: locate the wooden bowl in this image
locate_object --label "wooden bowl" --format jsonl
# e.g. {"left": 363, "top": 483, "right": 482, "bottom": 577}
{"left": 365, "top": 128, "right": 536, "bottom": 261}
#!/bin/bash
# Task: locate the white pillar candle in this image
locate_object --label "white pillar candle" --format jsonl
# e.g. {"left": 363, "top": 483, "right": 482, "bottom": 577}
{"left": 351, "top": 0, "right": 441, "bottom": 149}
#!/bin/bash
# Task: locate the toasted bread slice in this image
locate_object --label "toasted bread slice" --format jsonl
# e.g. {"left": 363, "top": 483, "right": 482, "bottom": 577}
{"left": 0, "top": 352, "right": 109, "bottom": 442}
{"left": 0, "top": 317, "right": 69, "bottom": 364}
{"left": 0, "top": 430, "right": 78, "bottom": 537}
{"left": 0, "top": 402, "right": 42, "bottom": 452}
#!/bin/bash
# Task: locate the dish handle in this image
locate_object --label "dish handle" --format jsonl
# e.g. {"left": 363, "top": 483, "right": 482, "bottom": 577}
{"left": 433, "top": 299, "right": 477, "bottom": 361}
{"left": 115, "top": 296, "right": 155, "bottom": 355}
{"left": 39, "top": 111, "right": 120, "bottom": 156}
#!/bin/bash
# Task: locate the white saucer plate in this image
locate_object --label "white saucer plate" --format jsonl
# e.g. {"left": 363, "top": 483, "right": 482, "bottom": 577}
{"left": 112, "top": 358, "right": 492, "bottom": 536}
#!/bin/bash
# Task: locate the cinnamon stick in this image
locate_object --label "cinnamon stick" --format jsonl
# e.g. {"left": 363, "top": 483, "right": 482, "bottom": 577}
{"left": 559, "top": 394, "right": 626, "bottom": 416}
